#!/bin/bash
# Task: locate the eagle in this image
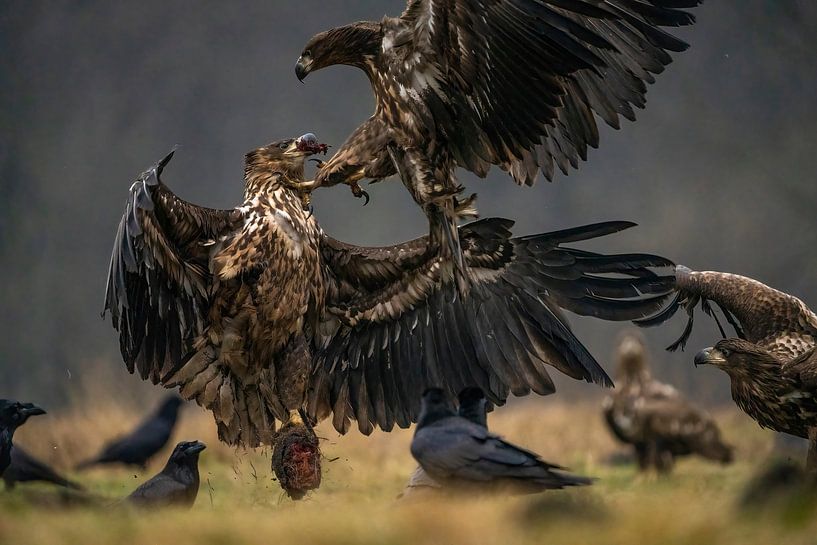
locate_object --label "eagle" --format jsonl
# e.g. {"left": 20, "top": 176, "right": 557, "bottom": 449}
{"left": 103, "top": 132, "right": 676, "bottom": 492}
{"left": 643, "top": 267, "right": 817, "bottom": 472}
{"left": 295, "top": 0, "right": 702, "bottom": 283}
{"left": 602, "top": 331, "right": 733, "bottom": 472}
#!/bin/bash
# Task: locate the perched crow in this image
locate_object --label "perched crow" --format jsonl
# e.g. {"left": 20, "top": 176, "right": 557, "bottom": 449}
{"left": 126, "top": 441, "right": 205, "bottom": 509}
{"left": 402, "top": 387, "right": 490, "bottom": 496}
{"left": 4, "top": 446, "right": 83, "bottom": 491}
{"left": 603, "top": 332, "right": 733, "bottom": 472}
{"left": 411, "top": 389, "right": 591, "bottom": 493}
{"left": 77, "top": 395, "right": 183, "bottom": 470}
{"left": 0, "top": 400, "right": 46, "bottom": 477}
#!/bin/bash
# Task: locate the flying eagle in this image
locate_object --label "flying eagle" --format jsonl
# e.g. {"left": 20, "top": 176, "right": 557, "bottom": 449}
{"left": 644, "top": 267, "right": 817, "bottom": 471}
{"left": 602, "top": 331, "right": 733, "bottom": 472}
{"left": 295, "top": 0, "right": 701, "bottom": 281}
{"left": 103, "top": 134, "right": 675, "bottom": 484}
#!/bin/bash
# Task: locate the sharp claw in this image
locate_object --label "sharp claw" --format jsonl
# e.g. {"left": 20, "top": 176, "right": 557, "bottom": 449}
{"left": 306, "top": 205, "right": 314, "bottom": 220}
{"left": 361, "top": 190, "right": 370, "bottom": 206}
{"left": 309, "top": 159, "right": 325, "bottom": 168}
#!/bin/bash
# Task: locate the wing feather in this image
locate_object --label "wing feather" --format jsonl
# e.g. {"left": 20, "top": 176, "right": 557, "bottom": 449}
{"left": 312, "top": 218, "right": 675, "bottom": 433}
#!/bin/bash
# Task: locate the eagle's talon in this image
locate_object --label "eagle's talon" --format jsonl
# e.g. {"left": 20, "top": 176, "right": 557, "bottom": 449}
{"left": 309, "top": 159, "right": 326, "bottom": 168}
{"left": 350, "top": 183, "right": 371, "bottom": 206}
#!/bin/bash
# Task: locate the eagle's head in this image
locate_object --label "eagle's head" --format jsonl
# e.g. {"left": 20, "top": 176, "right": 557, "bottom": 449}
{"left": 296, "top": 21, "right": 383, "bottom": 81}
{"left": 694, "top": 338, "right": 781, "bottom": 380}
{"left": 616, "top": 331, "right": 648, "bottom": 381}
{"left": 245, "top": 134, "right": 328, "bottom": 188}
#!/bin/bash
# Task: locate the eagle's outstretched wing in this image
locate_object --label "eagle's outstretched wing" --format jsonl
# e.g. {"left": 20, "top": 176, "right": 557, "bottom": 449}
{"left": 311, "top": 219, "right": 675, "bottom": 434}
{"left": 391, "top": 0, "right": 700, "bottom": 184}
{"left": 103, "top": 152, "right": 240, "bottom": 384}
{"left": 638, "top": 267, "right": 817, "bottom": 356}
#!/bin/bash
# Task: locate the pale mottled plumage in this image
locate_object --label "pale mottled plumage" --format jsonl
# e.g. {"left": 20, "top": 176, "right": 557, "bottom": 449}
{"left": 602, "top": 332, "right": 733, "bottom": 472}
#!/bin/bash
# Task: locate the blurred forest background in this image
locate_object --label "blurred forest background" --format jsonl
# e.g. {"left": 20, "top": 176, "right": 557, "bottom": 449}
{"left": 1, "top": 1, "right": 816, "bottom": 408}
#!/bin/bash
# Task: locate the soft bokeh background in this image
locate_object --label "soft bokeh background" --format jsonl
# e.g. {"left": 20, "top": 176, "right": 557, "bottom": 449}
{"left": 2, "top": 1, "right": 816, "bottom": 409}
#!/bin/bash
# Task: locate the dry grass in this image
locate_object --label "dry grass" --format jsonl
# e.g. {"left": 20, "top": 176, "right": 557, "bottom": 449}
{"left": 1, "top": 397, "right": 815, "bottom": 545}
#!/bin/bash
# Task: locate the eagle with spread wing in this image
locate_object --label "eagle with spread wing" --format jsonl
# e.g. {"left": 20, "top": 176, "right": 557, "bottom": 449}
{"left": 642, "top": 267, "right": 817, "bottom": 471}
{"left": 295, "top": 0, "right": 701, "bottom": 282}
{"left": 104, "top": 133, "right": 675, "bottom": 493}
{"left": 603, "top": 331, "right": 733, "bottom": 472}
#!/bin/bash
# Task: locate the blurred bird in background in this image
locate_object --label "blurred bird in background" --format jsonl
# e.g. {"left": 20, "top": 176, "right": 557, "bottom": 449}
{"left": 3, "top": 446, "right": 83, "bottom": 491}
{"left": 602, "top": 331, "right": 733, "bottom": 473}
{"left": 76, "top": 395, "right": 183, "bottom": 470}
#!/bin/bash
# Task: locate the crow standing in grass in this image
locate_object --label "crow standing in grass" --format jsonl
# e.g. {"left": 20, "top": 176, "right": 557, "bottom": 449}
{"left": 76, "top": 395, "right": 183, "bottom": 470}
{"left": 126, "top": 441, "right": 205, "bottom": 509}
{"left": 0, "top": 400, "right": 46, "bottom": 477}
{"left": 403, "top": 387, "right": 491, "bottom": 495}
{"left": 602, "top": 332, "right": 733, "bottom": 472}
{"left": 296, "top": 0, "right": 701, "bottom": 287}
{"left": 641, "top": 267, "right": 817, "bottom": 472}
{"left": 411, "top": 389, "right": 591, "bottom": 493}
{"left": 4, "top": 446, "right": 83, "bottom": 491}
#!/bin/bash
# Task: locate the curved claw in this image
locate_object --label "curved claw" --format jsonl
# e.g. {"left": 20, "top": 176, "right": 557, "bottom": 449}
{"left": 309, "top": 159, "right": 326, "bottom": 168}
{"left": 350, "top": 182, "right": 370, "bottom": 206}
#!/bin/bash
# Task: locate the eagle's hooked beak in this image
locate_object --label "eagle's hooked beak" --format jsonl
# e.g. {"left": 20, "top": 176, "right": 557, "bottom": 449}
{"left": 694, "top": 347, "right": 725, "bottom": 367}
{"left": 295, "top": 55, "right": 313, "bottom": 82}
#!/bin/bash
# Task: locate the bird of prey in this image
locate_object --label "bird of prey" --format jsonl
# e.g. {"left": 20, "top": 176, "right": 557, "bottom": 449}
{"left": 0, "top": 400, "right": 46, "bottom": 477}
{"left": 104, "top": 132, "right": 676, "bottom": 454}
{"left": 76, "top": 395, "right": 184, "bottom": 470}
{"left": 126, "top": 441, "right": 206, "bottom": 509}
{"left": 402, "top": 386, "right": 491, "bottom": 496}
{"left": 643, "top": 267, "right": 817, "bottom": 471}
{"left": 295, "top": 0, "right": 702, "bottom": 283}
{"left": 4, "top": 446, "right": 83, "bottom": 491}
{"left": 602, "top": 331, "right": 733, "bottom": 472}
{"left": 411, "top": 388, "right": 591, "bottom": 492}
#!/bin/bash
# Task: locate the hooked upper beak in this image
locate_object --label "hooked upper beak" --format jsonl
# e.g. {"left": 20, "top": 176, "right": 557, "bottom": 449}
{"left": 21, "top": 403, "right": 46, "bottom": 417}
{"left": 694, "top": 347, "right": 724, "bottom": 367}
{"left": 295, "top": 56, "right": 312, "bottom": 82}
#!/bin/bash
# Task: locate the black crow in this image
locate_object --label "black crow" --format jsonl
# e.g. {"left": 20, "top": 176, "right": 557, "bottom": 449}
{"left": 126, "top": 440, "right": 205, "bottom": 509}
{"left": 4, "top": 446, "right": 83, "bottom": 491}
{"left": 76, "top": 395, "right": 183, "bottom": 470}
{"left": 402, "top": 387, "right": 490, "bottom": 496}
{"left": 411, "top": 389, "right": 591, "bottom": 493}
{"left": 0, "top": 400, "right": 46, "bottom": 477}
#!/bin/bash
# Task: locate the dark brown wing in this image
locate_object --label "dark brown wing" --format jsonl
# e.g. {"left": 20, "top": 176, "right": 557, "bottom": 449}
{"left": 392, "top": 0, "right": 700, "bottom": 184}
{"left": 311, "top": 219, "right": 675, "bottom": 434}
{"left": 783, "top": 348, "right": 817, "bottom": 389}
{"left": 639, "top": 268, "right": 817, "bottom": 356}
{"left": 103, "top": 151, "right": 240, "bottom": 384}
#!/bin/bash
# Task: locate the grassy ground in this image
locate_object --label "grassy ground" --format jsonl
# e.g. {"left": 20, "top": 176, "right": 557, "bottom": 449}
{"left": 0, "top": 398, "right": 814, "bottom": 545}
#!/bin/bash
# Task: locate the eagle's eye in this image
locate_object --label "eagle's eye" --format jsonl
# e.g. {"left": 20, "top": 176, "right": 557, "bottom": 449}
{"left": 720, "top": 348, "right": 731, "bottom": 358}
{"left": 304, "top": 49, "right": 312, "bottom": 58}
{"left": 279, "top": 142, "right": 290, "bottom": 150}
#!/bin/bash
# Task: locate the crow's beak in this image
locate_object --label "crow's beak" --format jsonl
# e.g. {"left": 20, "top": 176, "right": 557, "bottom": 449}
{"left": 186, "top": 441, "right": 206, "bottom": 454}
{"left": 21, "top": 403, "right": 46, "bottom": 417}
{"left": 694, "top": 347, "right": 724, "bottom": 367}
{"left": 295, "top": 56, "right": 311, "bottom": 82}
